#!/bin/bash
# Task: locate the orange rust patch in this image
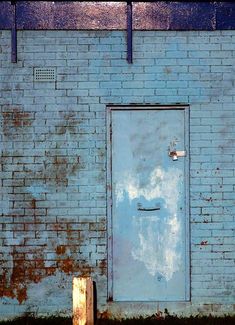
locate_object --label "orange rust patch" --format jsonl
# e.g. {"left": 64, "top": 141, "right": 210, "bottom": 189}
{"left": 1, "top": 288, "right": 15, "bottom": 301}
{"left": 54, "top": 156, "right": 68, "bottom": 165}
{"left": 13, "top": 109, "right": 31, "bottom": 127}
{"left": 99, "top": 259, "right": 107, "bottom": 276}
{"left": 46, "top": 267, "right": 57, "bottom": 276}
{"left": 0, "top": 108, "right": 96, "bottom": 305}
{"left": 0, "top": 245, "right": 93, "bottom": 304}
{"left": 17, "top": 287, "right": 27, "bottom": 304}
{"left": 59, "top": 258, "right": 74, "bottom": 274}
{"left": 0, "top": 217, "right": 93, "bottom": 304}
{"left": 0, "top": 248, "right": 48, "bottom": 304}
{"left": 25, "top": 267, "right": 44, "bottom": 284}
{"left": 51, "top": 223, "right": 67, "bottom": 231}
{"left": 43, "top": 155, "right": 80, "bottom": 186}
{"left": 56, "top": 245, "right": 66, "bottom": 255}
{"left": 31, "top": 198, "right": 36, "bottom": 209}
{"left": 0, "top": 257, "right": 29, "bottom": 303}
{"left": 2, "top": 108, "right": 33, "bottom": 135}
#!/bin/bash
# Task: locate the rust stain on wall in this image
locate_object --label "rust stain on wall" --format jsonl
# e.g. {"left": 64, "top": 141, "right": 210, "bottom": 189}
{"left": 0, "top": 227, "right": 96, "bottom": 303}
{"left": 0, "top": 248, "right": 47, "bottom": 304}
{"left": 0, "top": 108, "right": 105, "bottom": 304}
{"left": 99, "top": 259, "right": 107, "bottom": 276}
{"left": 2, "top": 107, "right": 33, "bottom": 136}
{"left": 31, "top": 198, "right": 36, "bottom": 210}
{"left": 56, "top": 245, "right": 67, "bottom": 255}
{"left": 58, "top": 258, "right": 74, "bottom": 274}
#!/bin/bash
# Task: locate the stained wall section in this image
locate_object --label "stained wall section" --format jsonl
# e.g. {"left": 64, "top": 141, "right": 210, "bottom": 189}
{"left": 0, "top": 30, "right": 234, "bottom": 318}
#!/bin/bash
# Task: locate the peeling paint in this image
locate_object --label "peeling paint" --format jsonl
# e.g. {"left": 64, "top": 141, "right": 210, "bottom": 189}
{"left": 125, "top": 167, "right": 182, "bottom": 280}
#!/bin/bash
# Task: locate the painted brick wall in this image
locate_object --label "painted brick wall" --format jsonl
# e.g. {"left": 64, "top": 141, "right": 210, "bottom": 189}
{"left": 0, "top": 30, "right": 234, "bottom": 319}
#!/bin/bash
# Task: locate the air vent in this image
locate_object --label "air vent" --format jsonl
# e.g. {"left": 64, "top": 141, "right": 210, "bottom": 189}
{"left": 34, "top": 68, "right": 56, "bottom": 82}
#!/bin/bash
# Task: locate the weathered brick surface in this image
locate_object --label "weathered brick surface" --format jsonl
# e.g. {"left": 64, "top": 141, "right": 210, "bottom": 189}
{"left": 0, "top": 30, "right": 235, "bottom": 318}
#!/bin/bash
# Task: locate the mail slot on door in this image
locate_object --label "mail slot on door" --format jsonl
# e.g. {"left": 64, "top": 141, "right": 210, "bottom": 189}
{"left": 137, "top": 203, "right": 161, "bottom": 211}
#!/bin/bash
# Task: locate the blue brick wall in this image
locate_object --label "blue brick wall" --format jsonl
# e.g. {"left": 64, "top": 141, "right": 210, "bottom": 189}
{"left": 0, "top": 30, "right": 234, "bottom": 319}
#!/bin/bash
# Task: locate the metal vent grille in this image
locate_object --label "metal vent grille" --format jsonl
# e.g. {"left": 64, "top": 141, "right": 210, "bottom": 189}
{"left": 34, "top": 68, "right": 56, "bottom": 82}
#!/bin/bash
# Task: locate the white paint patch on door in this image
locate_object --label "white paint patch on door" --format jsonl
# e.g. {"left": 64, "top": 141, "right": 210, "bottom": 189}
{"left": 115, "top": 166, "right": 182, "bottom": 280}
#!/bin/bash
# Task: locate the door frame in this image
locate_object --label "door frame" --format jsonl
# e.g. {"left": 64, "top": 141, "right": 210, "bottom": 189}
{"left": 106, "top": 105, "right": 190, "bottom": 302}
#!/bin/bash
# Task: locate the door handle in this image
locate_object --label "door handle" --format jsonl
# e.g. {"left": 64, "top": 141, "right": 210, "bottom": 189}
{"left": 137, "top": 204, "right": 160, "bottom": 211}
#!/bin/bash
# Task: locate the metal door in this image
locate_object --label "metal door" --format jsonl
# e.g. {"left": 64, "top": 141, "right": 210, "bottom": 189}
{"left": 107, "top": 106, "right": 189, "bottom": 302}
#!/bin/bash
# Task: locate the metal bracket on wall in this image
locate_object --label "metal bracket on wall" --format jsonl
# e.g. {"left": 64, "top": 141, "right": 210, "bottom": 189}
{"left": 127, "top": 0, "right": 133, "bottom": 64}
{"left": 11, "top": 0, "right": 17, "bottom": 63}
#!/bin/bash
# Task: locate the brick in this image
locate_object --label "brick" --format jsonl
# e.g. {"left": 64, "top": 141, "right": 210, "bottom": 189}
{"left": 0, "top": 29, "right": 235, "bottom": 319}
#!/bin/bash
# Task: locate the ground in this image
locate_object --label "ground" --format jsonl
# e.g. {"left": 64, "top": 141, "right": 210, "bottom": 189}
{"left": 0, "top": 316, "right": 234, "bottom": 325}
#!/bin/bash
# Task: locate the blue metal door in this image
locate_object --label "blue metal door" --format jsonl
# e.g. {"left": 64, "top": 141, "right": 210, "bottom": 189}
{"left": 108, "top": 107, "right": 189, "bottom": 301}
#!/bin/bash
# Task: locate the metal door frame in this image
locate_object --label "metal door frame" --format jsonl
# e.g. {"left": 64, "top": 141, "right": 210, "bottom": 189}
{"left": 106, "top": 105, "right": 190, "bottom": 302}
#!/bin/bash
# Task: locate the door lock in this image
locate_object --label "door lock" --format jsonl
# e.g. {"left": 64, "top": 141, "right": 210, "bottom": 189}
{"left": 168, "top": 150, "right": 186, "bottom": 161}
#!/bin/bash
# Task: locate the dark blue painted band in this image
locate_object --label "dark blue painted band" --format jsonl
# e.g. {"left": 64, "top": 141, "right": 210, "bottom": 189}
{"left": 1, "top": 2, "right": 235, "bottom": 31}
